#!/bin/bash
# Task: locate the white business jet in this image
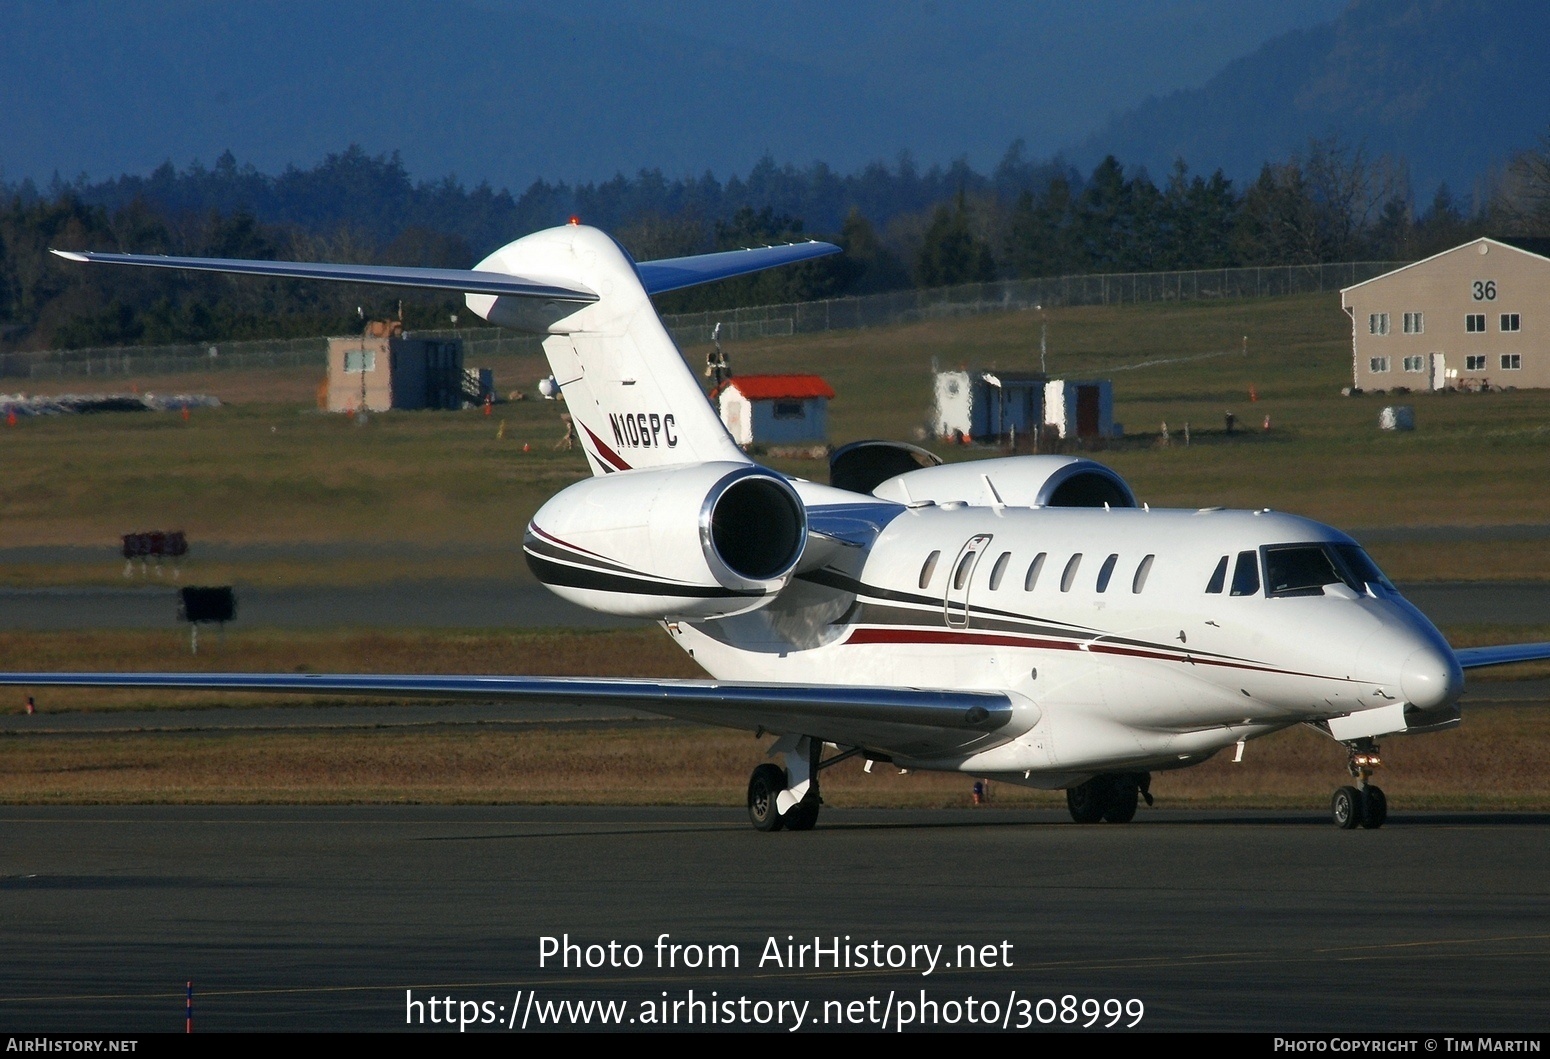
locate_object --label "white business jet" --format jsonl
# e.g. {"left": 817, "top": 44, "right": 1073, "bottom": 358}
{"left": 18, "top": 222, "right": 1550, "bottom": 831}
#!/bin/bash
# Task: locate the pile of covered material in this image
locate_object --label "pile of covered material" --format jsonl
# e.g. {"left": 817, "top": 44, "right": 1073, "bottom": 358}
{"left": 0, "top": 393, "right": 221, "bottom": 416}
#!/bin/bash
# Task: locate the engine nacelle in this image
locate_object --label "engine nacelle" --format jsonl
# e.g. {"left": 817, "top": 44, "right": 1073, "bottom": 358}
{"left": 870, "top": 455, "right": 1136, "bottom": 509}
{"left": 524, "top": 462, "right": 808, "bottom": 619}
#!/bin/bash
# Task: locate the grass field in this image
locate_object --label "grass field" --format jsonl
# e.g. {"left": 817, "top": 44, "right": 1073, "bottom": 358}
{"left": 2, "top": 291, "right": 1547, "bottom": 807}
{"left": 6, "top": 292, "right": 1547, "bottom": 572}
{"left": 5, "top": 710, "right": 1546, "bottom": 811}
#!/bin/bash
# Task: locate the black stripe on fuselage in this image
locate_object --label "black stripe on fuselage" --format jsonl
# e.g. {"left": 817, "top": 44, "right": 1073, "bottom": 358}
{"left": 525, "top": 551, "right": 762, "bottom": 599}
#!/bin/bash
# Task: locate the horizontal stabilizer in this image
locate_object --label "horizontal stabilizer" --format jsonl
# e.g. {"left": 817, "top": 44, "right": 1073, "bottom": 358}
{"left": 49, "top": 250, "right": 598, "bottom": 301}
{"left": 636, "top": 241, "right": 841, "bottom": 295}
{"left": 0, "top": 671, "right": 1013, "bottom": 739}
{"left": 1455, "top": 642, "right": 1550, "bottom": 669}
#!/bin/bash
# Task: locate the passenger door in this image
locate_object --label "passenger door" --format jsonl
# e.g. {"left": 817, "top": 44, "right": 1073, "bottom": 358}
{"left": 944, "top": 534, "right": 993, "bottom": 628}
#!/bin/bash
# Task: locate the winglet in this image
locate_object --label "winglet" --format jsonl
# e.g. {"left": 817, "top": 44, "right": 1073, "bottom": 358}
{"left": 50, "top": 249, "right": 90, "bottom": 263}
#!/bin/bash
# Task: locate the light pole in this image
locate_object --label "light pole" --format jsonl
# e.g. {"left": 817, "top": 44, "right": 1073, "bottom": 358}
{"left": 1036, "top": 303, "right": 1048, "bottom": 376}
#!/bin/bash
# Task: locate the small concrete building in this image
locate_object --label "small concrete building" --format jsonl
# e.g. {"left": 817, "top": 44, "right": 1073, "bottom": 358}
{"left": 934, "top": 371, "right": 1115, "bottom": 441}
{"left": 934, "top": 370, "right": 1047, "bottom": 442}
{"left": 1342, "top": 237, "right": 1550, "bottom": 392}
{"left": 1043, "top": 378, "right": 1116, "bottom": 440}
{"left": 326, "top": 322, "right": 465, "bottom": 412}
{"left": 712, "top": 374, "right": 835, "bottom": 446}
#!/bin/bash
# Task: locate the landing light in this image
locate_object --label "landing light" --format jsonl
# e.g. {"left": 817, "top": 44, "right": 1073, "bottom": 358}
{"left": 1351, "top": 752, "right": 1382, "bottom": 769}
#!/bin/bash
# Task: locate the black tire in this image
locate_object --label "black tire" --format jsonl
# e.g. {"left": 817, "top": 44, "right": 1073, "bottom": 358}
{"left": 785, "top": 800, "right": 821, "bottom": 832}
{"left": 1332, "top": 785, "right": 1362, "bottom": 830}
{"left": 748, "top": 764, "right": 787, "bottom": 832}
{"left": 1103, "top": 776, "right": 1139, "bottom": 823}
{"left": 1066, "top": 778, "right": 1107, "bottom": 824}
{"left": 1360, "top": 785, "right": 1388, "bottom": 830}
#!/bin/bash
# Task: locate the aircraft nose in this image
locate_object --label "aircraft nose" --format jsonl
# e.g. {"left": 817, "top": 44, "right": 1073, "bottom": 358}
{"left": 1400, "top": 646, "right": 1463, "bottom": 711}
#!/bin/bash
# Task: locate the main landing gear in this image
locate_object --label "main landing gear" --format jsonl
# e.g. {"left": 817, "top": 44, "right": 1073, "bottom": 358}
{"left": 1065, "top": 773, "right": 1152, "bottom": 823}
{"left": 1331, "top": 739, "right": 1387, "bottom": 830}
{"left": 746, "top": 736, "right": 864, "bottom": 833}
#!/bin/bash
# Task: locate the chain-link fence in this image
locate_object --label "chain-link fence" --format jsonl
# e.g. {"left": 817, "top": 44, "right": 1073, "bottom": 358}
{"left": 9, "top": 260, "right": 1404, "bottom": 379}
{"left": 0, "top": 335, "right": 326, "bottom": 380}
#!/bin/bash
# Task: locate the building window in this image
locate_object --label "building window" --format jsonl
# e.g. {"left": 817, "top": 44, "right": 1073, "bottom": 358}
{"left": 1369, "top": 357, "right": 1390, "bottom": 373}
{"left": 1368, "top": 313, "right": 1389, "bottom": 335}
{"left": 1466, "top": 314, "right": 1486, "bottom": 333}
{"left": 1501, "top": 313, "right": 1521, "bottom": 332}
{"left": 1502, "top": 354, "right": 1522, "bottom": 370}
{"left": 772, "top": 400, "right": 805, "bottom": 419}
{"left": 1466, "top": 355, "right": 1487, "bottom": 371}
{"left": 1402, "top": 356, "right": 1424, "bottom": 372}
{"left": 1403, "top": 312, "right": 1424, "bottom": 334}
{"left": 343, "top": 350, "right": 375, "bottom": 373}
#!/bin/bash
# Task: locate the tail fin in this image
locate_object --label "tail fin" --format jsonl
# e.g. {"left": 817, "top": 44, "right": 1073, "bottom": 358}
{"left": 52, "top": 222, "right": 838, "bottom": 477}
{"left": 466, "top": 225, "right": 836, "bottom": 475}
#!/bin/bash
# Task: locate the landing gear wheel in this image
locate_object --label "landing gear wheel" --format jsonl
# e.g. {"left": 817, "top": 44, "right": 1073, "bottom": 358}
{"left": 1359, "top": 785, "right": 1387, "bottom": 830}
{"left": 785, "top": 800, "right": 821, "bottom": 831}
{"left": 748, "top": 764, "right": 787, "bottom": 832}
{"left": 1332, "top": 785, "right": 1362, "bottom": 830}
{"left": 1103, "top": 778, "right": 1139, "bottom": 823}
{"left": 1066, "top": 778, "right": 1107, "bottom": 823}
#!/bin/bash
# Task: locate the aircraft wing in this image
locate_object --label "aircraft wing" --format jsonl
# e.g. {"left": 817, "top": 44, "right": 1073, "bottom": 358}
{"left": 0, "top": 672, "right": 1014, "bottom": 756}
{"left": 635, "top": 241, "right": 840, "bottom": 295}
{"left": 49, "top": 250, "right": 598, "bottom": 301}
{"left": 1455, "top": 642, "right": 1550, "bottom": 669}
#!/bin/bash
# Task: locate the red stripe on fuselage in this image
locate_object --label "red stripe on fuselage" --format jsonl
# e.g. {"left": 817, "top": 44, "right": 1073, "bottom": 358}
{"left": 841, "top": 626, "right": 1336, "bottom": 681}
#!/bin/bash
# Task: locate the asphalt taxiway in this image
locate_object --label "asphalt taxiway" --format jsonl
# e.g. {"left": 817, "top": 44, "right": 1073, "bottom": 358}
{"left": 0, "top": 806, "right": 1546, "bottom": 1033}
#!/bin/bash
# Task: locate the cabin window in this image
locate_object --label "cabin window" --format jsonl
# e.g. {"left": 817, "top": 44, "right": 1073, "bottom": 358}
{"left": 1023, "top": 552, "right": 1046, "bottom": 591}
{"left": 1060, "top": 554, "right": 1082, "bottom": 592}
{"left": 1132, "top": 554, "right": 1155, "bottom": 593}
{"left": 1205, "top": 556, "right": 1228, "bottom": 593}
{"left": 952, "top": 552, "right": 976, "bottom": 591}
{"left": 1230, "top": 551, "right": 1260, "bottom": 596}
{"left": 1095, "top": 553, "right": 1119, "bottom": 592}
{"left": 988, "top": 551, "right": 1011, "bottom": 591}
{"left": 918, "top": 550, "right": 940, "bottom": 589}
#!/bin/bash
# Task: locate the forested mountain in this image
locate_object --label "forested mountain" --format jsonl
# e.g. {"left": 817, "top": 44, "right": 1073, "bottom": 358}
{"left": 9, "top": 132, "right": 1540, "bottom": 353}
{"left": 1075, "top": 0, "right": 1550, "bottom": 198}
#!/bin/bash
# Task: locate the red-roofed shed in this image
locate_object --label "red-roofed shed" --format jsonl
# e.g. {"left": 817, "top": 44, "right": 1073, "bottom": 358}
{"left": 710, "top": 374, "right": 835, "bottom": 446}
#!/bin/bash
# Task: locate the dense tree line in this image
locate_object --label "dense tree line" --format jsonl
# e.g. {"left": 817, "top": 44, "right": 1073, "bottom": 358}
{"left": 3, "top": 135, "right": 1543, "bottom": 352}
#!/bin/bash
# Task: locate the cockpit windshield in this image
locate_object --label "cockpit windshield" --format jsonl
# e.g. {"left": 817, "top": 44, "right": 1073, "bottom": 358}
{"left": 1261, "top": 543, "right": 1395, "bottom": 598}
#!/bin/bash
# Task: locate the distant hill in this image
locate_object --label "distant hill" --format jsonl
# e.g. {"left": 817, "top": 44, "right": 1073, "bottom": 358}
{"left": 0, "top": 0, "right": 1339, "bottom": 189}
{"left": 1073, "top": 0, "right": 1550, "bottom": 198}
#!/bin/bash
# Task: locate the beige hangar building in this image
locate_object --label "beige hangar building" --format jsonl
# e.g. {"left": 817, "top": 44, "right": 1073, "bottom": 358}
{"left": 1342, "top": 237, "right": 1550, "bottom": 392}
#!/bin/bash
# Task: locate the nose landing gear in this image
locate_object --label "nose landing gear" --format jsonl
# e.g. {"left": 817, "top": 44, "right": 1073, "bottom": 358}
{"left": 1332, "top": 739, "right": 1387, "bottom": 830}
